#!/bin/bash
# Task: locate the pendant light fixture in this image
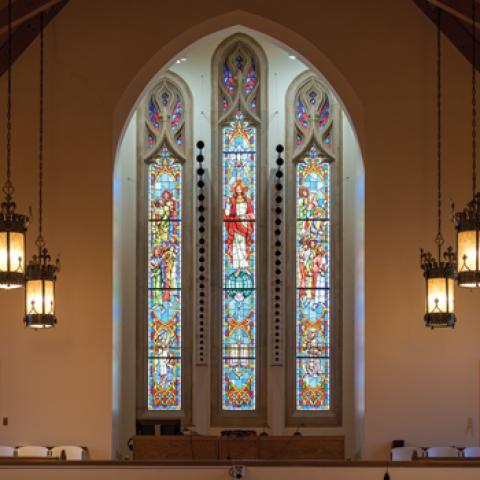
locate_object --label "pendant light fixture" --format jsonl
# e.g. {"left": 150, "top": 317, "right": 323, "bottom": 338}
{"left": 24, "top": 12, "right": 60, "bottom": 329}
{"left": 453, "top": 0, "right": 480, "bottom": 287}
{"left": 420, "top": 7, "right": 456, "bottom": 329}
{"left": 0, "top": 0, "right": 29, "bottom": 289}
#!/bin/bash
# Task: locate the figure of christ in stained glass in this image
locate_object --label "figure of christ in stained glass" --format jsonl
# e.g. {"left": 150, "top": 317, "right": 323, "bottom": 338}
{"left": 222, "top": 112, "right": 257, "bottom": 410}
{"left": 147, "top": 147, "right": 182, "bottom": 410}
{"left": 295, "top": 145, "right": 331, "bottom": 411}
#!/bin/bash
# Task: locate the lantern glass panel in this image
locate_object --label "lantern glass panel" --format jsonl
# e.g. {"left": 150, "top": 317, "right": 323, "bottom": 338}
{"left": 26, "top": 279, "right": 42, "bottom": 314}
{"left": 0, "top": 232, "right": 7, "bottom": 271}
{"left": 44, "top": 280, "right": 54, "bottom": 314}
{"left": 457, "top": 230, "right": 479, "bottom": 273}
{"left": 26, "top": 279, "right": 54, "bottom": 315}
{"left": 427, "top": 277, "right": 454, "bottom": 314}
{"left": 447, "top": 278, "right": 454, "bottom": 313}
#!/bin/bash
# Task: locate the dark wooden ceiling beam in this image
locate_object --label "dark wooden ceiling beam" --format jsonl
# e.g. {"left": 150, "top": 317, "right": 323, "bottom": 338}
{"left": 413, "top": 0, "right": 480, "bottom": 71}
{"left": 0, "top": 0, "right": 66, "bottom": 33}
{"left": 434, "top": 0, "right": 477, "bottom": 23}
{"left": 0, "top": 0, "right": 68, "bottom": 77}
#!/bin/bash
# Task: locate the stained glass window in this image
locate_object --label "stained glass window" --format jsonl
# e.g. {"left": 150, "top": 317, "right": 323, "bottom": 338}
{"left": 147, "top": 146, "right": 182, "bottom": 410}
{"left": 295, "top": 145, "right": 330, "bottom": 411}
{"left": 143, "top": 77, "right": 188, "bottom": 414}
{"left": 222, "top": 112, "right": 256, "bottom": 410}
{"left": 216, "top": 38, "right": 261, "bottom": 415}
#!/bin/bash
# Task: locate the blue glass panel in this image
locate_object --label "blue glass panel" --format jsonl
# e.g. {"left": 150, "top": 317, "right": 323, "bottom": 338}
{"left": 296, "top": 358, "right": 329, "bottom": 411}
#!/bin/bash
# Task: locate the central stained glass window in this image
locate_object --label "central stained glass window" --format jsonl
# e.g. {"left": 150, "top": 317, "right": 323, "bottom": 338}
{"left": 222, "top": 111, "right": 256, "bottom": 410}
{"left": 148, "top": 146, "right": 182, "bottom": 410}
{"left": 296, "top": 145, "right": 330, "bottom": 411}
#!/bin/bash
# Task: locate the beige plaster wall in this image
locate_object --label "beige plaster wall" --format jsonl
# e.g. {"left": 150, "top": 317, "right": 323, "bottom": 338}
{"left": 0, "top": 0, "right": 476, "bottom": 460}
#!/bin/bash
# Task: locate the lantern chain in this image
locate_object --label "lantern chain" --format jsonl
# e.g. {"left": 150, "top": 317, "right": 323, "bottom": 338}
{"left": 473, "top": 0, "right": 477, "bottom": 200}
{"left": 2, "top": 0, "right": 13, "bottom": 200}
{"left": 435, "top": 7, "right": 444, "bottom": 261}
{"left": 35, "top": 12, "right": 45, "bottom": 250}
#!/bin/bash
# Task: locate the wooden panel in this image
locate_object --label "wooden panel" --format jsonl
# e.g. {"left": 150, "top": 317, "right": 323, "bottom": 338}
{"left": 133, "top": 435, "right": 344, "bottom": 461}
{"left": 219, "top": 437, "right": 261, "bottom": 460}
{"left": 133, "top": 436, "right": 218, "bottom": 461}
{"left": 258, "top": 436, "right": 344, "bottom": 460}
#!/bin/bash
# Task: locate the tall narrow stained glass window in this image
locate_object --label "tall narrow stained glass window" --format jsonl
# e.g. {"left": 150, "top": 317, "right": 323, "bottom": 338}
{"left": 214, "top": 37, "right": 265, "bottom": 416}
{"left": 222, "top": 112, "right": 257, "bottom": 410}
{"left": 289, "top": 75, "right": 338, "bottom": 417}
{"left": 141, "top": 76, "right": 192, "bottom": 414}
{"left": 296, "top": 146, "right": 330, "bottom": 410}
{"left": 148, "top": 148, "right": 182, "bottom": 410}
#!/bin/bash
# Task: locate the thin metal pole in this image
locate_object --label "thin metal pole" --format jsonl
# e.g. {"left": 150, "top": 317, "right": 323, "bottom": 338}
{"left": 472, "top": 0, "right": 477, "bottom": 198}
{"left": 36, "top": 12, "right": 45, "bottom": 251}
{"left": 436, "top": 7, "right": 443, "bottom": 261}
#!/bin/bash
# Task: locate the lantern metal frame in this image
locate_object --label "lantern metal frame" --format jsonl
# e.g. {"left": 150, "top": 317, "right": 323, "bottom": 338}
{"left": 0, "top": 197, "right": 28, "bottom": 288}
{"left": 454, "top": 193, "right": 480, "bottom": 287}
{"left": 420, "top": 247, "right": 456, "bottom": 328}
{"left": 24, "top": 247, "right": 59, "bottom": 329}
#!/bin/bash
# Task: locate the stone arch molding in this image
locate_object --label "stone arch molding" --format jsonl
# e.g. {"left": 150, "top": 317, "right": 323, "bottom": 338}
{"left": 112, "top": 9, "right": 365, "bottom": 165}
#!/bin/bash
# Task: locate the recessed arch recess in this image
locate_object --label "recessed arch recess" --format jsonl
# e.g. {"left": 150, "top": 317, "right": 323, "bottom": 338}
{"left": 112, "top": 9, "right": 365, "bottom": 166}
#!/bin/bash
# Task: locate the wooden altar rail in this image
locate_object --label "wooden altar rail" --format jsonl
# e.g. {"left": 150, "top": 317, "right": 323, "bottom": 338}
{"left": 132, "top": 435, "right": 344, "bottom": 461}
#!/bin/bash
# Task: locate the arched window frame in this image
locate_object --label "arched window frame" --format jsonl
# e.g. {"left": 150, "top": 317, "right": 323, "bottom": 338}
{"left": 285, "top": 71, "right": 342, "bottom": 427}
{"left": 210, "top": 34, "right": 268, "bottom": 426}
{"left": 136, "top": 72, "right": 193, "bottom": 424}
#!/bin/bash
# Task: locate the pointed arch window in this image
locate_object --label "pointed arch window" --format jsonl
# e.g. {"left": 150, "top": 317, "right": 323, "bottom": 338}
{"left": 138, "top": 74, "right": 193, "bottom": 422}
{"left": 211, "top": 35, "right": 267, "bottom": 425}
{"left": 286, "top": 73, "right": 341, "bottom": 426}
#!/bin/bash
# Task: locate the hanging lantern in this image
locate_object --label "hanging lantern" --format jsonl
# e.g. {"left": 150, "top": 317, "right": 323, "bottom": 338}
{"left": 421, "top": 247, "right": 456, "bottom": 328}
{"left": 454, "top": 194, "right": 480, "bottom": 287}
{"left": 454, "top": 0, "right": 480, "bottom": 288}
{"left": 24, "top": 247, "right": 59, "bottom": 329}
{"left": 419, "top": 7, "right": 456, "bottom": 329}
{"left": 24, "top": 12, "right": 60, "bottom": 329}
{"left": 0, "top": 198, "right": 28, "bottom": 288}
{"left": 0, "top": 0, "right": 29, "bottom": 289}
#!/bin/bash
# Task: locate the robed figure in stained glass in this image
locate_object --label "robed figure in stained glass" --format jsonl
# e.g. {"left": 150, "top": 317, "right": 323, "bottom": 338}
{"left": 225, "top": 180, "right": 254, "bottom": 276}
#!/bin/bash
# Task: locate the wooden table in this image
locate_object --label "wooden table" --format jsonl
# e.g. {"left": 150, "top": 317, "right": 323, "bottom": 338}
{"left": 133, "top": 435, "right": 344, "bottom": 461}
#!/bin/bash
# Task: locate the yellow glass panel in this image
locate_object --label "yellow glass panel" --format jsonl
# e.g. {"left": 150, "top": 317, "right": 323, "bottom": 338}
{"left": 0, "top": 232, "right": 7, "bottom": 272}
{"left": 26, "top": 279, "right": 55, "bottom": 315}
{"left": 447, "top": 278, "right": 455, "bottom": 313}
{"left": 458, "top": 230, "right": 478, "bottom": 272}
{"left": 44, "top": 280, "right": 55, "bottom": 315}
{"left": 9, "top": 232, "right": 24, "bottom": 273}
{"left": 427, "top": 277, "right": 450, "bottom": 314}
{"left": 26, "top": 280, "right": 43, "bottom": 314}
